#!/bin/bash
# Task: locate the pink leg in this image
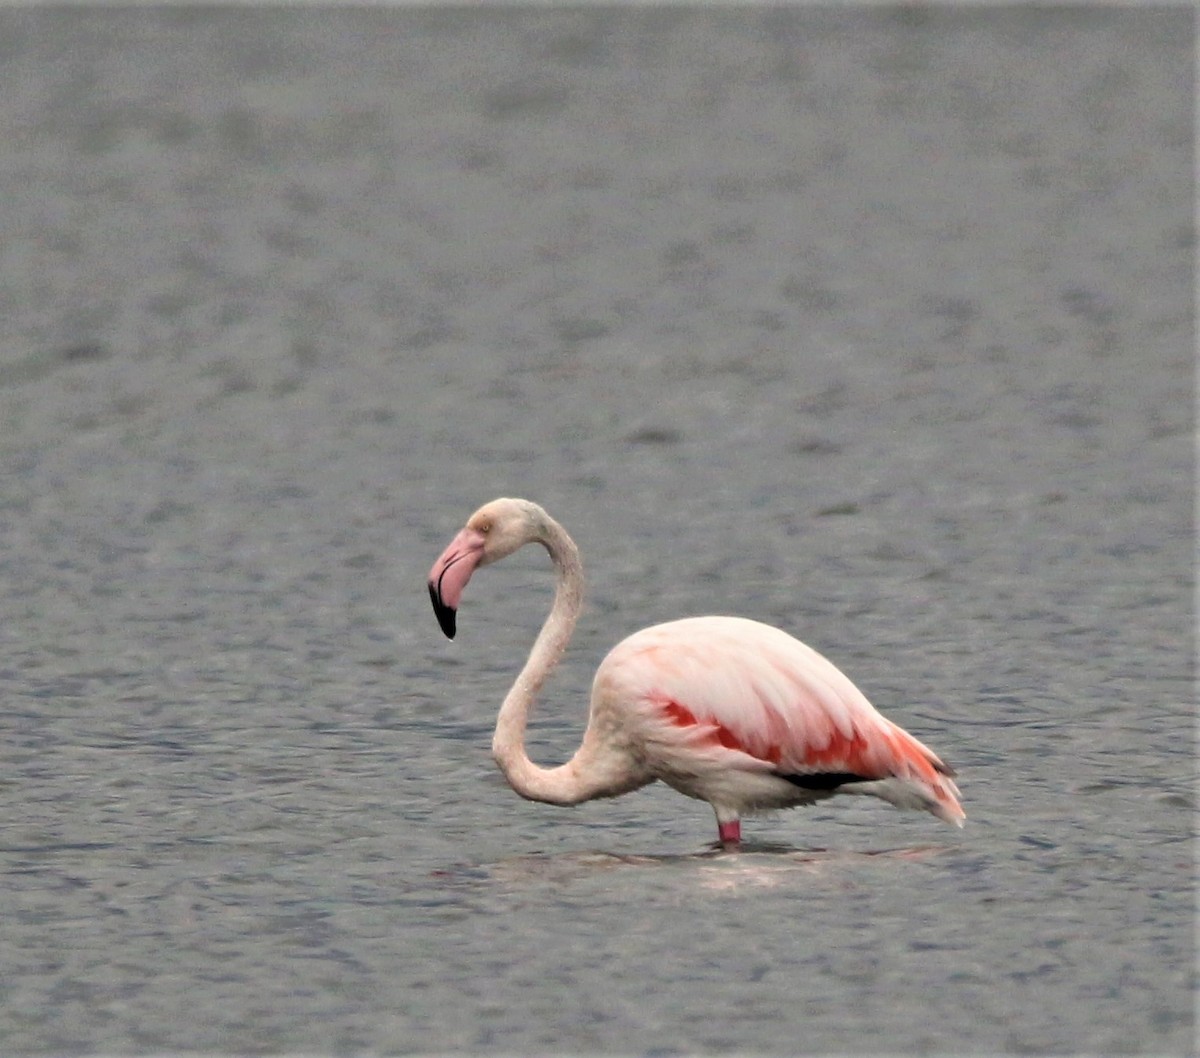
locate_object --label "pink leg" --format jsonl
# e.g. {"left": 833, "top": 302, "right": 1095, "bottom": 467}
{"left": 718, "top": 819, "right": 741, "bottom": 847}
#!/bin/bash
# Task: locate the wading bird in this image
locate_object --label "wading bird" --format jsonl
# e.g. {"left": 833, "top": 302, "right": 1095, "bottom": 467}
{"left": 427, "top": 498, "right": 963, "bottom": 848}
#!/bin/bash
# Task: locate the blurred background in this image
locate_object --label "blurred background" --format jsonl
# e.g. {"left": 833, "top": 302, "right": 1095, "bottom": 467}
{"left": 0, "top": 7, "right": 1192, "bottom": 1055}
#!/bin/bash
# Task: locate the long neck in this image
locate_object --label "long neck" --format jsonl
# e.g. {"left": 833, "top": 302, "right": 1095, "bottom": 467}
{"left": 490, "top": 516, "right": 593, "bottom": 806}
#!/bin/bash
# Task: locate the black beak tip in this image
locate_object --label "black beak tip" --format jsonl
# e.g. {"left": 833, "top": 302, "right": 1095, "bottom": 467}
{"left": 428, "top": 582, "right": 457, "bottom": 639}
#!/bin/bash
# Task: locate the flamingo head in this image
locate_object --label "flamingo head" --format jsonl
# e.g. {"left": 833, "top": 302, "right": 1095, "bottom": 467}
{"left": 427, "top": 498, "right": 546, "bottom": 639}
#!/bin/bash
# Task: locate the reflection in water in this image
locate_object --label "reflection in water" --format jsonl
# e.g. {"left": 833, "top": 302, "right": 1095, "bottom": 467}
{"left": 431, "top": 844, "right": 952, "bottom": 890}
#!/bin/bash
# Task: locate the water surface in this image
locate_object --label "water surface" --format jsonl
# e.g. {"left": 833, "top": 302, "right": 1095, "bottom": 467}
{"left": 0, "top": 7, "right": 1192, "bottom": 1055}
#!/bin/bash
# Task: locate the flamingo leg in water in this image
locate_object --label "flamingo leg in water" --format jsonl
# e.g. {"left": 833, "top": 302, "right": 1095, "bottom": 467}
{"left": 718, "top": 819, "right": 741, "bottom": 848}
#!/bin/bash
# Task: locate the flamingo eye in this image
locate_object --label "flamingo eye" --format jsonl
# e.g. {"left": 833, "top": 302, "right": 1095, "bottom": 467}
{"left": 478, "top": 521, "right": 491, "bottom": 534}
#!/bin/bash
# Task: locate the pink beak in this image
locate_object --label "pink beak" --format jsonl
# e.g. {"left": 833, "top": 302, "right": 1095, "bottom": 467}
{"left": 427, "top": 527, "right": 486, "bottom": 639}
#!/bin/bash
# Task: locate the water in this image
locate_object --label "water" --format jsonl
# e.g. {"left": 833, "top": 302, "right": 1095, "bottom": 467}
{"left": 0, "top": 7, "right": 1193, "bottom": 1055}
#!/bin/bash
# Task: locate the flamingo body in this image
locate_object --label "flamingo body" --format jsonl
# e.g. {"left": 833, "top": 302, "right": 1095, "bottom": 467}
{"left": 591, "top": 616, "right": 963, "bottom": 830}
{"left": 428, "top": 498, "right": 963, "bottom": 847}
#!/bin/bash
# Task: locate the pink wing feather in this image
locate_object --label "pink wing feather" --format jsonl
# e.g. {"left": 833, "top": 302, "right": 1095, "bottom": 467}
{"left": 596, "top": 615, "right": 962, "bottom": 821}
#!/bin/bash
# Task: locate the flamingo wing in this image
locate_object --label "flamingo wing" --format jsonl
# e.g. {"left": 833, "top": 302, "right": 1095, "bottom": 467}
{"left": 596, "top": 615, "right": 963, "bottom": 823}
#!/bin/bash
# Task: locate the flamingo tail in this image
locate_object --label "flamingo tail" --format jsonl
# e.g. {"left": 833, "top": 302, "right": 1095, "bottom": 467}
{"left": 856, "top": 722, "right": 966, "bottom": 827}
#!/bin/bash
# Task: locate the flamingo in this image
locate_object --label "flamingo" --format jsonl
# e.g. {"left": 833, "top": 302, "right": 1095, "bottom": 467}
{"left": 427, "top": 497, "right": 964, "bottom": 848}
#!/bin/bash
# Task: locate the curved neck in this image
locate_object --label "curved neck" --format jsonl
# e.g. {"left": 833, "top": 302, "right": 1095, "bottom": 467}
{"left": 491, "top": 515, "right": 592, "bottom": 806}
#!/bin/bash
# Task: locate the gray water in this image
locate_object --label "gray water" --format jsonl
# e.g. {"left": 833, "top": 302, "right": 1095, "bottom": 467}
{"left": 0, "top": 7, "right": 1193, "bottom": 1055}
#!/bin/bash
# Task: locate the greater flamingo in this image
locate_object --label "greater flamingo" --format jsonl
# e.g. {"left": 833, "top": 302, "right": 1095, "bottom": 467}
{"left": 427, "top": 498, "right": 964, "bottom": 848}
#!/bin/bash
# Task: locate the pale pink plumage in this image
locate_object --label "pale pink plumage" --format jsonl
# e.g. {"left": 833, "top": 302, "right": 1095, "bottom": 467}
{"left": 428, "top": 498, "right": 964, "bottom": 848}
